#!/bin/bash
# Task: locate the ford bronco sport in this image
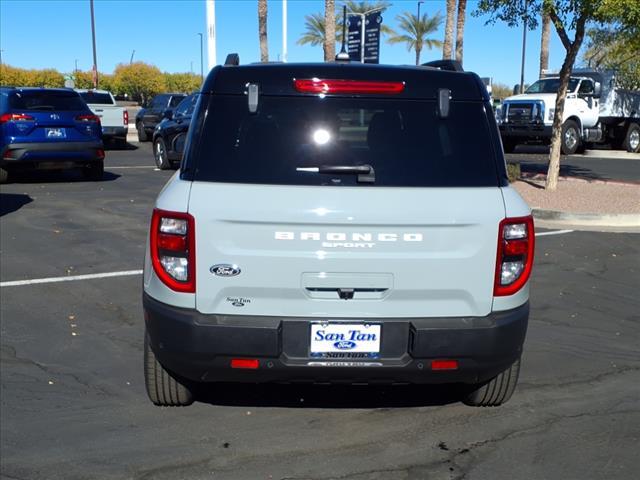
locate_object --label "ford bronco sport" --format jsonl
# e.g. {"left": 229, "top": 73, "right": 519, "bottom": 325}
{"left": 143, "top": 58, "right": 534, "bottom": 407}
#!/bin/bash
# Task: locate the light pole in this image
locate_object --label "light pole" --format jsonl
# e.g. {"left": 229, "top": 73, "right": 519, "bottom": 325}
{"left": 282, "top": 0, "right": 288, "bottom": 62}
{"left": 519, "top": 0, "right": 528, "bottom": 94}
{"left": 417, "top": 1, "right": 424, "bottom": 19}
{"left": 89, "top": 0, "right": 98, "bottom": 88}
{"left": 197, "top": 33, "right": 204, "bottom": 80}
{"left": 348, "top": 7, "right": 384, "bottom": 63}
{"left": 130, "top": 49, "right": 135, "bottom": 64}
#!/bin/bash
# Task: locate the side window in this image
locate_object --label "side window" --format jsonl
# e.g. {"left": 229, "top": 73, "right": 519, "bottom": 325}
{"left": 169, "top": 96, "right": 185, "bottom": 108}
{"left": 151, "top": 96, "right": 166, "bottom": 109}
{"left": 186, "top": 95, "right": 197, "bottom": 115}
{"left": 174, "top": 97, "right": 191, "bottom": 116}
{"left": 579, "top": 80, "right": 594, "bottom": 95}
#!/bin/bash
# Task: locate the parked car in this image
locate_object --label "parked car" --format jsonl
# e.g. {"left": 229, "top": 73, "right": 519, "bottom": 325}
{"left": 135, "top": 93, "right": 186, "bottom": 142}
{"left": 151, "top": 94, "right": 197, "bottom": 169}
{"left": 498, "top": 69, "right": 640, "bottom": 154}
{"left": 0, "top": 87, "right": 104, "bottom": 183}
{"left": 143, "top": 58, "right": 534, "bottom": 408}
{"left": 76, "top": 89, "right": 128, "bottom": 147}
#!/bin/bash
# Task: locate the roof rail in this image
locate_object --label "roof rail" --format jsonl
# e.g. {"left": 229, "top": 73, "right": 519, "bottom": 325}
{"left": 421, "top": 60, "right": 464, "bottom": 72}
{"left": 225, "top": 53, "right": 240, "bottom": 66}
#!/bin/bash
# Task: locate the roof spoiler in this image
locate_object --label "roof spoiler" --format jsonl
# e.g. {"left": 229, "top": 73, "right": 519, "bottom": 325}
{"left": 225, "top": 53, "right": 240, "bottom": 66}
{"left": 421, "top": 60, "right": 464, "bottom": 72}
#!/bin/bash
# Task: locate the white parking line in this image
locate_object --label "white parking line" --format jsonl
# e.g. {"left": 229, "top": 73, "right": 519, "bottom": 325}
{"left": 535, "top": 229, "right": 574, "bottom": 237}
{"left": 0, "top": 230, "right": 574, "bottom": 288}
{"left": 108, "top": 166, "right": 156, "bottom": 169}
{"left": 0, "top": 270, "right": 143, "bottom": 287}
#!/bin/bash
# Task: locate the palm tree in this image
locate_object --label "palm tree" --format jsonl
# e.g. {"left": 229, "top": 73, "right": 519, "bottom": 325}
{"left": 539, "top": 12, "right": 551, "bottom": 77}
{"left": 258, "top": 0, "right": 268, "bottom": 62}
{"left": 443, "top": 0, "right": 455, "bottom": 60}
{"left": 455, "top": 0, "right": 467, "bottom": 65}
{"left": 324, "top": 0, "right": 336, "bottom": 61}
{"left": 387, "top": 11, "right": 444, "bottom": 65}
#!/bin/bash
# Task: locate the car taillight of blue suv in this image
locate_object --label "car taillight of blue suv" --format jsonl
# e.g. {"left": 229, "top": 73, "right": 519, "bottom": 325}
{"left": 0, "top": 87, "right": 105, "bottom": 183}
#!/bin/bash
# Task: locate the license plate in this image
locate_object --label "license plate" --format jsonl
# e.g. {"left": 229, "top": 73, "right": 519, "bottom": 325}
{"left": 46, "top": 128, "right": 66, "bottom": 139}
{"left": 310, "top": 323, "right": 381, "bottom": 354}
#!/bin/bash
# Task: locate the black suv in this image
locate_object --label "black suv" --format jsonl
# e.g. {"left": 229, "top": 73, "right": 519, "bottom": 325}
{"left": 151, "top": 94, "right": 197, "bottom": 169}
{"left": 135, "top": 93, "right": 186, "bottom": 142}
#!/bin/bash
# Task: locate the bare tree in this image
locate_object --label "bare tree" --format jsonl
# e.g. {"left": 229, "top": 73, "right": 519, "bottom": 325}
{"left": 258, "top": 0, "right": 269, "bottom": 62}
{"left": 539, "top": 12, "right": 550, "bottom": 77}
{"left": 455, "top": 0, "right": 467, "bottom": 65}
{"left": 443, "top": 0, "right": 456, "bottom": 59}
{"left": 324, "top": 0, "right": 336, "bottom": 61}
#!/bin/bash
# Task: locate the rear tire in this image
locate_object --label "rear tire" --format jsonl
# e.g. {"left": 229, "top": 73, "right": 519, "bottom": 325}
{"left": 144, "top": 332, "right": 194, "bottom": 407}
{"left": 623, "top": 123, "right": 640, "bottom": 153}
{"left": 463, "top": 357, "right": 521, "bottom": 407}
{"left": 83, "top": 162, "right": 104, "bottom": 181}
{"left": 153, "top": 137, "right": 171, "bottom": 170}
{"left": 0, "top": 167, "right": 8, "bottom": 184}
{"left": 561, "top": 120, "right": 581, "bottom": 155}
{"left": 137, "top": 123, "right": 148, "bottom": 142}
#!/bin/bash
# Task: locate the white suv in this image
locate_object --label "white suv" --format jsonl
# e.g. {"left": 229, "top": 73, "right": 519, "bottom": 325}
{"left": 143, "top": 60, "right": 535, "bottom": 407}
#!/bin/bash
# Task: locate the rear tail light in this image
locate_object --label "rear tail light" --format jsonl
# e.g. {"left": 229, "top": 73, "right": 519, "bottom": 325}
{"left": 96, "top": 149, "right": 105, "bottom": 159}
{"left": 0, "top": 113, "right": 34, "bottom": 123}
{"left": 150, "top": 209, "right": 195, "bottom": 293}
{"left": 494, "top": 216, "right": 535, "bottom": 296}
{"left": 75, "top": 114, "right": 101, "bottom": 123}
{"left": 123, "top": 110, "right": 129, "bottom": 126}
{"left": 294, "top": 79, "right": 405, "bottom": 95}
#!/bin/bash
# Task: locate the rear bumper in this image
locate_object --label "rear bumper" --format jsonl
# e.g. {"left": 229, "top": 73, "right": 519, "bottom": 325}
{"left": 101, "top": 127, "right": 127, "bottom": 139}
{"left": 143, "top": 293, "right": 529, "bottom": 385}
{"left": 499, "top": 124, "right": 552, "bottom": 140}
{"left": 1, "top": 141, "right": 104, "bottom": 168}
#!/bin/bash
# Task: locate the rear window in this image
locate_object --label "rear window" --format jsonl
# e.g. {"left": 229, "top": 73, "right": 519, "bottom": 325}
{"left": 9, "top": 90, "right": 87, "bottom": 111}
{"left": 79, "top": 91, "right": 113, "bottom": 105}
{"left": 190, "top": 95, "right": 499, "bottom": 187}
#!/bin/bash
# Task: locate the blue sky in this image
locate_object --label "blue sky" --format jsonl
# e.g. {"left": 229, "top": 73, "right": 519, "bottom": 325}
{"left": 1, "top": 0, "right": 567, "bottom": 87}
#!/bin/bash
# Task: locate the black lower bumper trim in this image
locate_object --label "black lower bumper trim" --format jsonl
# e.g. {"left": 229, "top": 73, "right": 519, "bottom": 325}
{"left": 499, "top": 125, "right": 552, "bottom": 139}
{"left": 143, "top": 293, "right": 528, "bottom": 385}
{"left": 1, "top": 141, "right": 104, "bottom": 167}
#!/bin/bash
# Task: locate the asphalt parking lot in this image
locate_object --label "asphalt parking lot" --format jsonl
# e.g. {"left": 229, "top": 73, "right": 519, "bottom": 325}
{"left": 1, "top": 144, "right": 639, "bottom": 480}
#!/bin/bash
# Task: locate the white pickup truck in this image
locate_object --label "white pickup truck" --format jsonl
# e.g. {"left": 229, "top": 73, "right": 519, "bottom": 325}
{"left": 77, "top": 89, "right": 128, "bottom": 147}
{"left": 498, "top": 69, "right": 640, "bottom": 154}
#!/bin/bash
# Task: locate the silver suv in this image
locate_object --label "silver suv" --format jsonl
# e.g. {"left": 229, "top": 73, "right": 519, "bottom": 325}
{"left": 143, "top": 60, "right": 535, "bottom": 407}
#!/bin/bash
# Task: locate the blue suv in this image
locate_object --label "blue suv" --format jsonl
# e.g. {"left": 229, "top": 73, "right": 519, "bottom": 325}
{"left": 0, "top": 87, "right": 105, "bottom": 183}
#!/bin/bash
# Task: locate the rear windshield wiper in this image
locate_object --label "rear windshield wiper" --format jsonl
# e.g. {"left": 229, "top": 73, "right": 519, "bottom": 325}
{"left": 297, "top": 164, "right": 375, "bottom": 183}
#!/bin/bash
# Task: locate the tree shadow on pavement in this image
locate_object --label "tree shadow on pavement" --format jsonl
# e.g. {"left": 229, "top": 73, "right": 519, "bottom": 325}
{"left": 0, "top": 193, "right": 33, "bottom": 217}
{"left": 515, "top": 162, "right": 605, "bottom": 181}
{"left": 7, "top": 170, "right": 121, "bottom": 184}
{"left": 196, "top": 382, "right": 463, "bottom": 409}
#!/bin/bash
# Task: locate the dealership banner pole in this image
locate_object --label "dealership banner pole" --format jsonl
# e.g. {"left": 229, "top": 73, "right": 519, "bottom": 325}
{"left": 89, "top": 0, "right": 98, "bottom": 88}
{"left": 282, "top": 0, "right": 288, "bottom": 62}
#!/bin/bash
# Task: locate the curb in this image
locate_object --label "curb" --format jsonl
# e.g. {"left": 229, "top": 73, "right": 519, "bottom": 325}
{"left": 519, "top": 172, "right": 640, "bottom": 186}
{"left": 582, "top": 150, "right": 640, "bottom": 160}
{"left": 532, "top": 208, "right": 640, "bottom": 228}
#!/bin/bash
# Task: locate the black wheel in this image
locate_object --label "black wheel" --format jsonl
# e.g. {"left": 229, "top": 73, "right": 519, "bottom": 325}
{"left": 83, "top": 161, "right": 104, "bottom": 181}
{"left": 0, "top": 167, "right": 8, "bottom": 184}
{"left": 153, "top": 137, "right": 171, "bottom": 170}
{"left": 463, "top": 357, "right": 521, "bottom": 407}
{"left": 561, "top": 120, "right": 581, "bottom": 155}
{"left": 144, "top": 332, "right": 194, "bottom": 407}
{"left": 137, "top": 123, "right": 148, "bottom": 142}
{"left": 623, "top": 123, "right": 640, "bottom": 153}
{"left": 502, "top": 139, "right": 517, "bottom": 154}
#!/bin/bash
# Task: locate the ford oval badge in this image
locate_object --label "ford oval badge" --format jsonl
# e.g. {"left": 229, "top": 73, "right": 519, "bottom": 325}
{"left": 210, "top": 264, "right": 241, "bottom": 277}
{"left": 334, "top": 340, "right": 357, "bottom": 350}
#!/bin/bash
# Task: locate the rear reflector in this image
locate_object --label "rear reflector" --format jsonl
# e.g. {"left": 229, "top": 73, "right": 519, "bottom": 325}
{"left": 0, "top": 113, "right": 34, "bottom": 123}
{"left": 231, "top": 359, "right": 259, "bottom": 369}
{"left": 294, "top": 79, "right": 405, "bottom": 95}
{"left": 431, "top": 360, "right": 458, "bottom": 371}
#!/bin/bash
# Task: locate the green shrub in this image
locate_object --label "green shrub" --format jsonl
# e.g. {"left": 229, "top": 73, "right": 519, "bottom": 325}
{"left": 507, "top": 163, "right": 521, "bottom": 183}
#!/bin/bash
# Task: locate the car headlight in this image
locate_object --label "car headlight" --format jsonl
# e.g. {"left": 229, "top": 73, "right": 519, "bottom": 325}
{"left": 547, "top": 108, "right": 555, "bottom": 122}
